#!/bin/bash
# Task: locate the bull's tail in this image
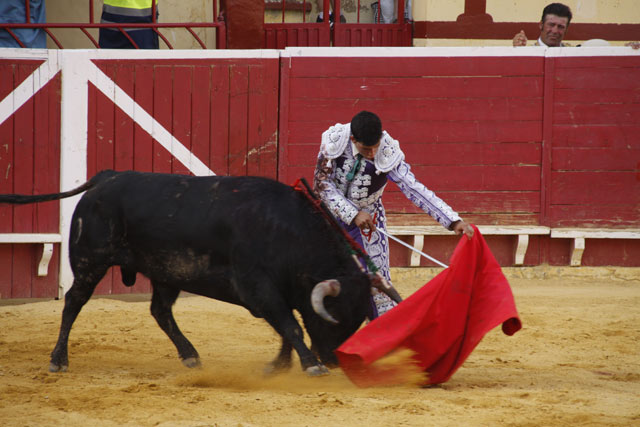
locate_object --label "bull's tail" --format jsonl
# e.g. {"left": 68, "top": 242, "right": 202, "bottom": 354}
{"left": 0, "top": 170, "right": 114, "bottom": 205}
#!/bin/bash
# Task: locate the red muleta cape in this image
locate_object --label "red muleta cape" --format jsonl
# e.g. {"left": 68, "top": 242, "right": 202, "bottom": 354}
{"left": 335, "top": 225, "right": 522, "bottom": 386}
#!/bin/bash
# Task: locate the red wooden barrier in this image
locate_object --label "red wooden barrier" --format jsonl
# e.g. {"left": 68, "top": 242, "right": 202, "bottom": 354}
{"left": 544, "top": 55, "right": 640, "bottom": 266}
{"left": 0, "top": 59, "right": 61, "bottom": 298}
{"left": 279, "top": 54, "right": 546, "bottom": 225}
{"left": 278, "top": 49, "right": 639, "bottom": 268}
{"left": 0, "top": 49, "right": 638, "bottom": 299}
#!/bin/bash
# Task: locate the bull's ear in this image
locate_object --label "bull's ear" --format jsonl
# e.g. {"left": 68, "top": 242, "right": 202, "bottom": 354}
{"left": 368, "top": 273, "right": 403, "bottom": 303}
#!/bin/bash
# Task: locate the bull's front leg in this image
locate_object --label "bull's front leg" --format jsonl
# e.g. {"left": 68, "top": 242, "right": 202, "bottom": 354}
{"left": 150, "top": 285, "right": 201, "bottom": 368}
{"left": 264, "top": 311, "right": 328, "bottom": 376}
{"left": 263, "top": 338, "right": 293, "bottom": 375}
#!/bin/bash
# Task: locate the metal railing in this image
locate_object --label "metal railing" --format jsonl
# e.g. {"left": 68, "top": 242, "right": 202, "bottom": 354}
{"left": 267, "top": 0, "right": 408, "bottom": 25}
{"left": 1, "top": 0, "right": 226, "bottom": 49}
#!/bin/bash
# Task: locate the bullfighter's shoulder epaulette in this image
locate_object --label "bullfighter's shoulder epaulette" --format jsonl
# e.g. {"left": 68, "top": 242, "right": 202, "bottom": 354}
{"left": 374, "top": 131, "right": 405, "bottom": 173}
{"left": 320, "top": 123, "right": 350, "bottom": 159}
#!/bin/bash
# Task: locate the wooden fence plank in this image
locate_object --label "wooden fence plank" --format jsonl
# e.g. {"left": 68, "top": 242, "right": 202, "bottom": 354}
{"left": 133, "top": 64, "right": 154, "bottom": 173}
{"left": 287, "top": 120, "right": 543, "bottom": 145}
{"left": 285, "top": 142, "right": 542, "bottom": 167}
{"left": 94, "top": 64, "right": 117, "bottom": 296}
{"left": 550, "top": 171, "right": 640, "bottom": 205}
{"left": 210, "top": 65, "right": 230, "bottom": 176}
{"left": 172, "top": 66, "right": 193, "bottom": 175}
{"left": 191, "top": 65, "right": 212, "bottom": 175}
{"left": 288, "top": 97, "right": 543, "bottom": 122}
{"left": 289, "top": 56, "right": 544, "bottom": 78}
{"left": 228, "top": 65, "right": 249, "bottom": 176}
{"left": 552, "top": 147, "right": 640, "bottom": 171}
{"left": 111, "top": 62, "right": 135, "bottom": 296}
{"left": 153, "top": 66, "right": 173, "bottom": 174}
{"left": 0, "top": 64, "right": 13, "bottom": 298}
{"left": 289, "top": 76, "right": 544, "bottom": 99}
{"left": 13, "top": 64, "right": 36, "bottom": 234}
{"left": 114, "top": 64, "right": 135, "bottom": 173}
{"left": 553, "top": 124, "right": 640, "bottom": 148}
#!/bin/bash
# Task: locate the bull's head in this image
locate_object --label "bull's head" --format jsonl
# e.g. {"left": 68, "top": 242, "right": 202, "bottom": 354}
{"left": 305, "top": 273, "right": 402, "bottom": 367}
{"left": 311, "top": 273, "right": 402, "bottom": 324}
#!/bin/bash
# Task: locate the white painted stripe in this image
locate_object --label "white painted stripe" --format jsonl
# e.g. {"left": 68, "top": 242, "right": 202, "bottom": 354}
{"left": 87, "top": 60, "right": 215, "bottom": 177}
{"left": 59, "top": 50, "right": 91, "bottom": 296}
{"left": 0, "top": 47, "right": 49, "bottom": 59}
{"left": 283, "top": 46, "right": 547, "bottom": 58}
{"left": 283, "top": 45, "right": 640, "bottom": 58}
{"left": 0, "top": 51, "right": 60, "bottom": 128}
{"left": 83, "top": 48, "right": 280, "bottom": 60}
{"left": 545, "top": 46, "right": 640, "bottom": 57}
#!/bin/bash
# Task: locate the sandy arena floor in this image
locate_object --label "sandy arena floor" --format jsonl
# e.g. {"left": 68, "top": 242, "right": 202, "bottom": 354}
{"left": 1, "top": 266, "right": 639, "bottom": 426}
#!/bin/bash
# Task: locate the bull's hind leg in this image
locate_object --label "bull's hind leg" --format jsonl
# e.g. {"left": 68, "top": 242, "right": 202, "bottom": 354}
{"left": 150, "top": 284, "right": 201, "bottom": 368}
{"left": 49, "top": 272, "right": 105, "bottom": 372}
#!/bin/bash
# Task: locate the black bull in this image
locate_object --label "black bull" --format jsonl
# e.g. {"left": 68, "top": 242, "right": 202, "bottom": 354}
{"left": 0, "top": 170, "right": 401, "bottom": 376}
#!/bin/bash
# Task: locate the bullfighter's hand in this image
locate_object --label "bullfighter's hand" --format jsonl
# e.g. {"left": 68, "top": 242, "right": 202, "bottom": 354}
{"left": 625, "top": 41, "right": 640, "bottom": 49}
{"left": 513, "top": 30, "right": 528, "bottom": 47}
{"left": 354, "top": 211, "right": 376, "bottom": 233}
{"left": 452, "top": 220, "right": 474, "bottom": 240}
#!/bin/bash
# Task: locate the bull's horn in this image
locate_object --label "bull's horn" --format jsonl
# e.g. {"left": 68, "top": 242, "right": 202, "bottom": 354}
{"left": 369, "top": 273, "right": 403, "bottom": 303}
{"left": 311, "top": 280, "right": 341, "bottom": 325}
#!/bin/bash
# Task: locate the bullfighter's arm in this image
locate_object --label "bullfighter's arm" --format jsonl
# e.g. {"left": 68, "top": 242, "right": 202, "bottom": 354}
{"left": 313, "top": 153, "right": 360, "bottom": 225}
{"left": 387, "top": 160, "right": 461, "bottom": 230}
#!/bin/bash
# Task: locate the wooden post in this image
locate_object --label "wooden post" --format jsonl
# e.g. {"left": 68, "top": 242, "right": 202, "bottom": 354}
{"left": 221, "top": 0, "right": 265, "bottom": 49}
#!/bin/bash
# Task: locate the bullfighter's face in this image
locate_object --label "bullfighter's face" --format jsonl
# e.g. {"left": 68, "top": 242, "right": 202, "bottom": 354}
{"left": 352, "top": 136, "right": 381, "bottom": 161}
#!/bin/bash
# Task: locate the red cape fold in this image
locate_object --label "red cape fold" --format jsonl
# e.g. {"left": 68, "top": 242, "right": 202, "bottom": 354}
{"left": 335, "top": 225, "right": 522, "bottom": 386}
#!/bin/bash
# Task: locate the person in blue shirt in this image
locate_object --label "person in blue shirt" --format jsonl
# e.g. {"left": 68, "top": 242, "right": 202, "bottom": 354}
{"left": 0, "top": 0, "right": 46, "bottom": 48}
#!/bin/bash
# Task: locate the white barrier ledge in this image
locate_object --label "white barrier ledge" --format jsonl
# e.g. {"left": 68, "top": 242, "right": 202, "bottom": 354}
{"left": 0, "top": 234, "right": 63, "bottom": 276}
{"left": 386, "top": 225, "right": 550, "bottom": 267}
{"left": 550, "top": 228, "right": 640, "bottom": 267}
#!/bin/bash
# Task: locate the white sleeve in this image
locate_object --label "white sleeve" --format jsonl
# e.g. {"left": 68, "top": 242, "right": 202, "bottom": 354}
{"left": 387, "top": 160, "right": 461, "bottom": 229}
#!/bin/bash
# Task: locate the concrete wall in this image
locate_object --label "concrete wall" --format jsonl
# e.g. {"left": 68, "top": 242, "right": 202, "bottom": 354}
{"left": 413, "top": 0, "right": 640, "bottom": 46}
{"left": 42, "top": 0, "right": 640, "bottom": 48}
{"left": 45, "top": 0, "right": 217, "bottom": 49}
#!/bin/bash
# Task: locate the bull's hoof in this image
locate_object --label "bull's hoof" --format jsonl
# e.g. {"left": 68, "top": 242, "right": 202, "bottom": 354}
{"left": 181, "top": 357, "right": 202, "bottom": 369}
{"left": 49, "top": 363, "right": 68, "bottom": 373}
{"left": 305, "top": 365, "right": 329, "bottom": 377}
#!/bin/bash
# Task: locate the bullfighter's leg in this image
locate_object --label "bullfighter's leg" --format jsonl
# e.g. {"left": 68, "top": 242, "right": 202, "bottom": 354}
{"left": 263, "top": 338, "right": 293, "bottom": 375}
{"left": 149, "top": 284, "right": 201, "bottom": 368}
{"left": 49, "top": 270, "right": 106, "bottom": 372}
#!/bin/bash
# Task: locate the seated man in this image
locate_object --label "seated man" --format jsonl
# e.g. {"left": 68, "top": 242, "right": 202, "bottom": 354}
{"left": 513, "top": 2, "right": 572, "bottom": 47}
{"left": 513, "top": 2, "right": 640, "bottom": 49}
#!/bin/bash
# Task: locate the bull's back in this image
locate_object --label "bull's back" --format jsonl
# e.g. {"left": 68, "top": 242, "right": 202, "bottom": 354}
{"left": 70, "top": 171, "right": 313, "bottom": 280}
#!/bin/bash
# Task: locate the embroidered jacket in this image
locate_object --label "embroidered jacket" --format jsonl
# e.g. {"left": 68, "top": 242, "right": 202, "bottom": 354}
{"left": 313, "top": 122, "right": 461, "bottom": 229}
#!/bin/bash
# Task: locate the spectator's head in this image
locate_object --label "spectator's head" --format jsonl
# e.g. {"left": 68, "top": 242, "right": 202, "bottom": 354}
{"left": 539, "top": 3, "right": 572, "bottom": 47}
{"left": 350, "top": 111, "right": 383, "bottom": 159}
